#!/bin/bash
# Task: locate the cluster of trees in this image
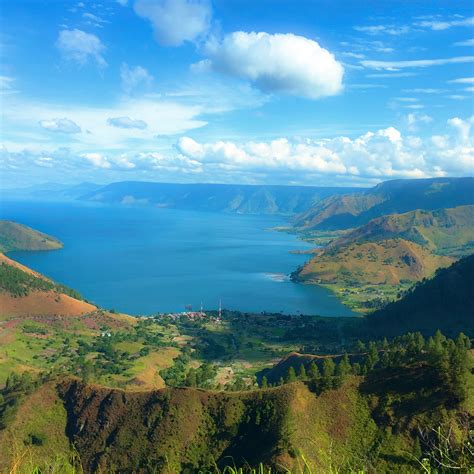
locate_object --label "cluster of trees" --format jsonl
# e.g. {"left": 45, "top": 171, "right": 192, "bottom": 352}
{"left": 260, "top": 354, "right": 352, "bottom": 393}
{"left": 159, "top": 348, "right": 218, "bottom": 389}
{"left": 260, "top": 331, "right": 471, "bottom": 402}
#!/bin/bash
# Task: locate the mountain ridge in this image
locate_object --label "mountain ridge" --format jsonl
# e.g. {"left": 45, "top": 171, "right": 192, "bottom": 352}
{"left": 294, "top": 177, "right": 474, "bottom": 230}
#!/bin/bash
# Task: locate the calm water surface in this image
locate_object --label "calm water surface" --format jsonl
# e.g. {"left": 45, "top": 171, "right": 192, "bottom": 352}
{"left": 0, "top": 200, "right": 353, "bottom": 316}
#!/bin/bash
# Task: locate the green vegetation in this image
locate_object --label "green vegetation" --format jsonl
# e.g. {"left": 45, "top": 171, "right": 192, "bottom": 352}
{"left": 0, "top": 220, "right": 63, "bottom": 252}
{"left": 0, "top": 262, "right": 83, "bottom": 299}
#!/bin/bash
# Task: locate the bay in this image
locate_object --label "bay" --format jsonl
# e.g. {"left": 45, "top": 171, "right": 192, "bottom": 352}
{"left": 0, "top": 200, "right": 354, "bottom": 316}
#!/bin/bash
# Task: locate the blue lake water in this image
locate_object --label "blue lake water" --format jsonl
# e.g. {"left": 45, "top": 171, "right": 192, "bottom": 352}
{"left": 0, "top": 200, "right": 353, "bottom": 316}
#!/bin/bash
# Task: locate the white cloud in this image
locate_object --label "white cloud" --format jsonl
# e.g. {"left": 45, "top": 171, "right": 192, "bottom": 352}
{"left": 82, "top": 152, "right": 111, "bottom": 168}
{"left": 82, "top": 12, "right": 109, "bottom": 27}
{"left": 354, "top": 25, "right": 411, "bottom": 36}
{"left": 448, "top": 77, "right": 474, "bottom": 84}
{"left": 107, "top": 116, "right": 148, "bottom": 129}
{"left": 56, "top": 29, "right": 106, "bottom": 68}
{"left": 39, "top": 118, "right": 82, "bottom": 133}
{"left": 120, "top": 63, "right": 153, "bottom": 94}
{"left": 116, "top": 0, "right": 128, "bottom": 5}
{"left": 174, "top": 117, "right": 473, "bottom": 181}
{"left": 446, "top": 95, "right": 468, "bottom": 100}
{"left": 3, "top": 117, "right": 473, "bottom": 185}
{"left": 367, "top": 72, "right": 418, "bottom": 78}
{"left": 134, "top": 0, "right": 211, "bottom": 46}
{"left": 197, "top": 32, "right": 344, "bottom": 99}
{"left": 416, "top": 16, "right": 474, "bottom": 31}
{"left": 453, "top": 38, "right": 474, "bottom": 46}
{"left": 403, "top": 88, "right": 445, "bottom": 94}
{"left": 406, "top": 113, "right": 433, "bottom": 131}
{"left": 362, "top": 56, "right": 474, "bottom": 70}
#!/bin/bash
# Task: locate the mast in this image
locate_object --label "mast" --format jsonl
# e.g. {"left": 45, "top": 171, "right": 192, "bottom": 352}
{"left": 218, "top": 299, "right": 222, "bottom": 319}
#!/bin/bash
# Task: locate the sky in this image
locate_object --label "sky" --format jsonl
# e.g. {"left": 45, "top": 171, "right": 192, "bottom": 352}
{"left": 0, "top": 0, "right": 473, "bottom": 188}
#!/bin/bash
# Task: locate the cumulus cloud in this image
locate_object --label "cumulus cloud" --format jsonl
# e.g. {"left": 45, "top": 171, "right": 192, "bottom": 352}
{"left": 362, "top": 56, "right": 474, "bottom": 69}
{"left": 196, "top": 32, "right": 344, "bottom": 99}
{"left": 107, "top": 116, "right": 148, "bottom": 129}
{"left": 175, "top": 117, "right": 473, "bottom": 181}
{"left": 134, "top": 0, "right": 211, "bottom": 46}
{"left": 2, "top": 117, "right": 473, "bottom": 185}
{"left": 56, "top": 29, "right": 106, "bottom": 68}
{"left": 82, "top": 152, "right": 111, "bottom": 169}
{"left": 120, "top": 63, "right": 153, "bottom": 94}
{"left": 39, "top": 118, "right": 82, "bottom": 133}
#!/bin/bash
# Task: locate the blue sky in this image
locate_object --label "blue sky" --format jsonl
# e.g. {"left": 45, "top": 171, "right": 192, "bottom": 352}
{"left": 1, "top": 0, "right": 473, "bottom": 187}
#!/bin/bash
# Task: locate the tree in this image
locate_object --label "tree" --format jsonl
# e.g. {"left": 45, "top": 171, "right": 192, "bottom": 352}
{"left": 298, "top": 363, "right": 307, "bottom": 380}
{"left": 261, "top": 376, "right": 268, "bottom": 389}
{"left": 186, "top": 368, "right": 197, "bottom": 387}
{"left": 308, "top": 361, "right": 320, "bottom": 380}
{"left": 335, "top": 353, "right": 351, "bottom": 378}
{"left": 286, "top": 366, "right": 297, "bottom": 383}
{"left": 356, "top": 340, "right": 366, "bottom": 353}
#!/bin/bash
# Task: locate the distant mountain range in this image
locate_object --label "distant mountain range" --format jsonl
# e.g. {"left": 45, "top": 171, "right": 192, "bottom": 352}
{"left": 1, "top": 182, "right": 103, "bottom": 202}
{"left": 293, "top": 177, "right": 474, "bottom": 230}
{"left": 79, "top": 181, "right": 362, "bottom": 215}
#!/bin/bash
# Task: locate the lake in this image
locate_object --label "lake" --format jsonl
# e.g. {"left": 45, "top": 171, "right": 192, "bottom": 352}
{"left": 0, "top": 200, "right": 354, "bottom": 316}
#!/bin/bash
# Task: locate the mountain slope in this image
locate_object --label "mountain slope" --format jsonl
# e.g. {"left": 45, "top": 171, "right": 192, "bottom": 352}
{"left": 294, "top": 177, "right": 474, "bottom": 230}
{"left": 328, "top": 205, "right": 474, "bottom": 256}
{"left": 0, "top": 221, "right": 63, "bottom": 253}
{"left": 81, "top": 181, "right": 362, "bottom": 215}
{"left": 0, "top": 253, "right": 95, "bottom": 317}
{"left": 367, "top": 254, "right": 474, "bottom": 336}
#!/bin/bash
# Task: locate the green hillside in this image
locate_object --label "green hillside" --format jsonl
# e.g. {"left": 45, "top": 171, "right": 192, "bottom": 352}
{"left": 293, "top": 177, "right": 474, "bottom": 231}
{"left": 367, "top": 254, "right": 474, "bottom": 337}
{"left": 1, "top": 330, "right": 472, "bottom": 473}
{"left": 0, "top": 220, "right": 63, "bottom": 253}
{"left": 328, "top": 205, "right": 474, "bottom": 256}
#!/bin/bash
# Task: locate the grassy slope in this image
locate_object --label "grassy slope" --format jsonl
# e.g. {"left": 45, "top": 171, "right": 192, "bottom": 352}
{"left": 0, "top": 220, "right": 63, "bottom": 252}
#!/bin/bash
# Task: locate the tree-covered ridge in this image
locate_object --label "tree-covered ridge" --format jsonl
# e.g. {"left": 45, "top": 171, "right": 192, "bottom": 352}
{"left": 0, "top": 220, "right": 63, "bottom": 252}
